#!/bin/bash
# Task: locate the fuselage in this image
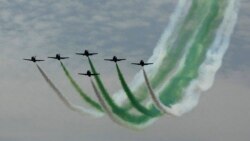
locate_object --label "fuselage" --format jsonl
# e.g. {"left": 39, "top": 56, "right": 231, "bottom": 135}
{"left": 56, "top": 54, "right": 61, "bottom": 60}
{"left": 84, "top": 50, "right": 89, "bottom": 55}
{"left": 31, "top": 57, "right": 36, "bottom": 62}
{"left": 113, "top": 56, "right": 118, "bottom": 62}
{"left": 140, "top": 60, "right": 145, "bottom": 66}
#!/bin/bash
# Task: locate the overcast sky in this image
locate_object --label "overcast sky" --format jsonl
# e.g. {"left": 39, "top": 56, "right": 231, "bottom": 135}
{"left": 0, "top": 0, "right": 250, "bottom": 141}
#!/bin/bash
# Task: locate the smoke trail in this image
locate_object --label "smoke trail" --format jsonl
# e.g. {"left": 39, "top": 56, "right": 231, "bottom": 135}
{"left": 36, "top": 64, "right": 104, "bottom": 117}
{"left": 157, "top": 0, "right": 221, "bottom": 106}
{"left": 157, "top": 0, "right": 225, "bottom": 110}
{"left": 114, "top": 0, "right": 239, "bottom": 117}
{"left": 114, "top": 0, "right": 199, "bottom": 106}
{"left": 116, "top": 0, "right": 212, "bottom": 110}
{"left": 90, "top": 78, "right": 122, "bottom": 125}
{"left": 115, "top": 64, "right": 161, "bottom": 117}
{"left": 31, "top": 0, "right": 239, "bottom": 128}
{"left": 90, "top": 78, "right": 146, "bottom": 129}
{"left": 148, "top": 0, "right": 218, "bottom": 98}
{"left": 168, "top": 0, "right": 239, "bottom": 116}
{"left": 145, "top": 0, "right": 218, "bottom": 101}
{"left": 60, "top": 61, "right": 103, "bottom": 112}
{"left": 113, "top": 0, "right": 193, "bottom": 106}
{"left": 142, "top": 68, "right": 173, "bottom": 115}
{"left": 87, "top": 57, "right": 158, "bottom": 126}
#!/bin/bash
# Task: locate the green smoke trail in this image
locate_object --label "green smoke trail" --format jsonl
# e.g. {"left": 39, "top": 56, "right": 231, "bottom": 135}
{"left": 159, "top": 0, "right": 224, "bottom": 106}
{"left": 87, "top": 57, "right": 154, "bottom": 125}
{"left": 80, "top": 0, "right": 237, "bottom": 126}
{"left": 90, "top": 78, "right": 122, "bottom": 124}
{"left": 115, "top": 64, "right": 161, "bottom": 117}
{"left": 30, "top": 0, "right": 237, "bottom": 128}
{"left": 118, "top": 0, "right": 217, "bottom": 107}
{"left": 36, "top": 64, "right": 104, "bottom": 117}
{"left": 90, "top": 78, "right": 143, "bottom": 129}
{"left": 119, "top": 0, "right": 230, "bottom": 111}
{"left": 60, "top": 61, "right": 103, "bottom": 112}
{"left": 149, "top": 1, "right": 208, "bottom": 89}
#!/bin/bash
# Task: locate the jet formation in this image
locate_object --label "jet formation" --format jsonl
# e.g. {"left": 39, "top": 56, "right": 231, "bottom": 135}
{"left": 24, "top": 50, "right": 153, "bottom": 77}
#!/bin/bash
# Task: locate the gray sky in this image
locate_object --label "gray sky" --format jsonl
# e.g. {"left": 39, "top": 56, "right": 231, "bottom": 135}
{"left": 0, "top": 0, "right": 250, "bottom": 141}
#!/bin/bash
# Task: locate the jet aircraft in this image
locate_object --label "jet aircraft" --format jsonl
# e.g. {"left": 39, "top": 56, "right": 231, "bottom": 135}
{"left": 131, "top": 60, "right": 153, "bottom": 67}
{"left": 23, "top": 56, "right": 45, "bottom": 63}
{"left": 76, "top": 50, "right": 98, "bottom": 57}
{"left": 48, "top": 54, "right": 69, "bottom": 60}
{"left": 104, "top": 56, "right": 126, "bottom": 63}
{"left": 78, "top": 70, "right": 99, "bottom": 77}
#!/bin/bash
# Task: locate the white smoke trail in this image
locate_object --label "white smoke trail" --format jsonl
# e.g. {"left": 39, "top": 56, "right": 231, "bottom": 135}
{"left": 142, "top": 68, "right": 166, "bottom": 113}
{"left": 142, "top": 68, "right": 178, "bottom": 116}
{"left": 114, "top": 0, "right": 193, "bottom": 105}
{"left": 168, "top": 0, "right": 240, "bottom": 116}
{"left": 37, "top": 64, "right": 104, "bottom": 118}
{"left": 90, "top": 78, "right": 124, "bottom": 125}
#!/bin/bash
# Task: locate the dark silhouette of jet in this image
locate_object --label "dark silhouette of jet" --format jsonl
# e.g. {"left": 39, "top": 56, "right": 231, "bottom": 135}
{"left": 132, "top": 60, "right": 153, "bottom": 67}
{"left": 48, "top": 54, "right": 69, "bottom": 60}
{"left": 76, "top": 50, "right": 98, "bottom": 57}
{"left": 104, "top": 56, "right": 126, "bottom": 63}
{"left": 23, "top": 56, "right": 45, "bottom": 63}
{"left": 78, "top": 70, "right": 99, "bottom": 77}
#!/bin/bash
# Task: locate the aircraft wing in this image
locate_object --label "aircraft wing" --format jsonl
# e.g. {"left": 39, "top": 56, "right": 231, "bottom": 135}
{"left": 144, "top": 63, "right": 153, "bottom": 65}
{"left": 117, "top": 59, "right": 126, "bottom": 61}
{"left": 89, "top": 53, "right": 98, "bottom": 56}
{"left": 60, "top": 57, "right": 69, "bottom": 59}
{"left": 92, "top": 73, "right": 100, "bottom": 76}
{"left": 36, "top": 59, "right": 45, "bottom": 62}
{"left": 23, "top": 59, "right": 32, "bottom": 61}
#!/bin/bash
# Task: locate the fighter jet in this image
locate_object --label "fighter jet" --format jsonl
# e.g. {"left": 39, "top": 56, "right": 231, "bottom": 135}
{"left": 132, "top": 60, "right": 153, "bottom": 67}
{"left": 23, "top": 56, "right": 45, "bottom": 63}
{"left": 78, "top": 70, "right": 99, "bottom": 77}
{"left": 76, "top": 50, "right": 98, "bottom": 57}
{"left": 48, "top": 54, "right": 69, "bottom": 60}
{"left": 104, "top": 56, "right": 126, "bottom": 63}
